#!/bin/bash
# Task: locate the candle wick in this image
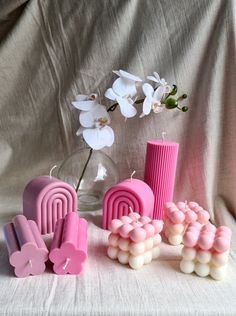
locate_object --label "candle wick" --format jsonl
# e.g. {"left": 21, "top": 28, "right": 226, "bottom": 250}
{"left": 62, "top": 257, "right": 70, "bottom": 270}
{"left": 49, "top": 165, "right": 57, "bottom": 179}
{"left": 28, "top": 259, "right": 32, "bottom": 268}
{"left": 161, "top": 131, "right": 166, "bottom": 142}
{"left": 185, "top": 200, "right": 188, "bottom": 209}
{"left": 130, "top": 170, "right": 136, "bottom": 182}
{"left": 129, "top": 206, "right": 134, "bottom": 213}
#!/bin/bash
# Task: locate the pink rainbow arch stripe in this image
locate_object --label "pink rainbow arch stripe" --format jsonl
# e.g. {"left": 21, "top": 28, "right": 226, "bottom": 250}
{"left": 23, "top": 176, "right": 77, "bottom": 234}
{"left": 102, "top": 178, "right": 154, "bottom": 230}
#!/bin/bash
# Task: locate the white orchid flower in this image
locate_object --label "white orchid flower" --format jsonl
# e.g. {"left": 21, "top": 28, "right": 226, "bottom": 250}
{"left": 71, "top": 93, "right": 98, "bottom": 111}
{"left": 76, "top": 104, "right": 114, "bottom": 150}
{"left": 141, "top": 83, "right": 166, "bottom": 117}
{"left": 147, "top": 72, "right": 171, "bottom": 93}
{"left": 105, "top": 69, "right": 142, "bottom": 118}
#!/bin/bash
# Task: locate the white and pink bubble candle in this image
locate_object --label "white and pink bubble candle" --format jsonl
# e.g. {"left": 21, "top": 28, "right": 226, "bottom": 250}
{"left": 164, "top": 201, "right": 210, "bottom": 245}
{"left": 107, "top": 212, "right": 163, "bottom": 270}
{"left": 180, "top": 223, "right": 231, "bottom": 280}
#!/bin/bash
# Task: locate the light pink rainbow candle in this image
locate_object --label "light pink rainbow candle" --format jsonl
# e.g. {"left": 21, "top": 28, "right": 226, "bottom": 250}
{"left": 180, "top": 223, "right": 231, "bottom": 280}
{"left": 49, "top": 212, "right": 87, "bottom": 275}
{"left": 164, "top": 201, "right": 210, "bottom": 245}
{"left": 3, "top": 215, "right": 48, "bottom": 277}
{"left": 103, "top": 178, "right": 154, "bottom": 230}
{"left": 144, "top": 140, "right": 179, "bottom": 219}
{"left": 23, "top": 176, "right": 77, "bottom": 234}
{"left": 107, "top": 212, "right": 163, "bottom": 269}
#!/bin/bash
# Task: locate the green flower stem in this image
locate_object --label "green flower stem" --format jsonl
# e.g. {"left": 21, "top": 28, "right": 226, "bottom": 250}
{"left": 75, "top": 147, "right": 93, "bottom": 193}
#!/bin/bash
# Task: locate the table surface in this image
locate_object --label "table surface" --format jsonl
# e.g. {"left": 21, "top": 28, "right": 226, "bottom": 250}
{"left": 0, "top": 199, "right": 236, "bottom": 316}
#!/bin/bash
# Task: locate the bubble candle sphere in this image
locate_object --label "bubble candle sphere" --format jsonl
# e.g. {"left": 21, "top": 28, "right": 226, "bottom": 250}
{"left": 180, "top": 223, "right": 231, "bottom": 280}
{"left": 107, "top": 212, "right": 163, "bottom": 269}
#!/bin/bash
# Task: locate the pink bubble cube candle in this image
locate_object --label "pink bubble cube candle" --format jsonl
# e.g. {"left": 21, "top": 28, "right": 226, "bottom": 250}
{"left": 164, "top": 201, "right": 210, "bottom": 245}
{"left": 180, "top": 223, "right": 231, "bottom": 280}
{"left": 107, "top": 212, "right": 163, "bottom": 269}
{"left": 3, "top": 215, "right": 48, "bottom": 277}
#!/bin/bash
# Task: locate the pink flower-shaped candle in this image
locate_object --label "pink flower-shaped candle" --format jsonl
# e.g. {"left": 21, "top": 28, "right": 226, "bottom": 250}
{"left": 164, "top": 201, "right": 210, "bottom": 245}
{"left": 3, "top": 215, "right": 48, "bottom": 277}
{"left": 180, "top": 223, "right": 232, "bottom": 280}
{"left": 107, "top": 212, "right": 163, "bottom": 269}
{"left": 49, "top": 212, "right": 87, "bottom": 275}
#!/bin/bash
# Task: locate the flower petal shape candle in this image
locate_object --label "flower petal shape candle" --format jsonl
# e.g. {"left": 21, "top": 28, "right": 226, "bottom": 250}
{"left": 49, "top": 212, "right": 87, "bottom": 275}
{"left": 107, "top": 212, "right": 163, "bottom": 269}
{"left": 102, "top": 178, "right": 154, "bottom": 230}
{"left": 164, "top": 201, "right": 210, "bottom": 245}
{"left": 3, "top": 215, "right": 48, "bottom": 277}
{"left": 23, "top": 176, "right": 77, "bottom": 234}
{"left": 180, "top": 223, "right": 231, "bottom": 280}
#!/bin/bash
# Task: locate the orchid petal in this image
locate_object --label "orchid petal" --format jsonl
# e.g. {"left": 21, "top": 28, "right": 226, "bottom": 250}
{"left": 165, "top": 85, "right": 172, "bottom": 93}
{"left": 72, "top": 100, "right": 96, "bottom": 111}
{"left": 76, "top": 127, "right": 85, "bottom": 136}
{"left": 142, "top": 83, "right": 154, "bottom": 97}
{"left": 112, "top": 70, "right": 121, "bottom": 76}
{"left": 83, "top": 126, "right": 114, "bottom": 150}
{"left": 142, "top": 96, "right": 153, "bottom": 115}
{"left": 118, "top": 70, "right": 142, "bottom": 82}
{"left": 80, "top": 104, "right": 110, "bottom": 127}
{"left": 153, "top": 86, "right": 165, "bottom": 101}
{"left": 112, "top": 78, "right": 137, "bottom": 97}
{"left": 153, "top": 72, "right": 161, "bottom": 82}
{"left": 104, "top": 88, "right": 117, "bottom": 101}
{"left": 116, "top": 96, "right": 137, "bottom": 118}
{"left": 147, "top": 75, "right": 159, "bottom": 83}
{"left": 75, "top": 94, "right": 88, "bottom": 101}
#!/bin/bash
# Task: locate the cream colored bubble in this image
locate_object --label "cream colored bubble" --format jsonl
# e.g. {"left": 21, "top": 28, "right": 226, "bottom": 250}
{"left": 169, "top": 234, "right": 182, "bottom": 246}
{"left": 117, "top": 250, "right": 129, "bottom": 264}
{"left": 153, "top": 234, "right": 162, "bottom": 246}
{"left": 118, "top": 238, "right": 130, "bottom": 251}
{"left": 143, "top": 251, "right": 153, "bottom": 264}
{"left": 129, "top": 242, "right": 145, "bottom": 256}
{"left": 211, "top": 252, "right": 229, "bottom": 267}
{"left": 180, "top": 259, "right": 195, "bottom": 274}
{"left": 196, "top": 250, "right": 212, "bottom": 264}
{"left": 107, "top": 246, "right": 119, "bottom": 260}
{"left": 182, "top": 247, "right": 197, "bottom": 261}
{"left": 129, "top": 255, "right": 144, "bottom": 269}
{"left": 195, "top": 262, "right": 210, "bottom": 277}
{"left": 152, "top": 247, "right": 160, "bottom": 259}
{"left": 145, "top": 238, "right": 154, "bottom": 250}
{"left": 108, "top": 233, "right": 120, "bottom": 247}
{"left": 210, "top": 265, "right": 227, "bottom": 280}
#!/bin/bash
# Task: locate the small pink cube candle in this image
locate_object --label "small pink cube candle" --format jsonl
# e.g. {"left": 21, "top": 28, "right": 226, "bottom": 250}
{"left": 180, "top": 223, "right": 231, "bottom": 280}
{"left": 107, "top": 212, "right": 163, "bottom": 269}
{"left": 49, "top": 212, "right": 87, "bottom": 275}
{"left": 164, "top": 201, "right": 210, "bottom": 245}
{"left": 4, "top": 215, "right": 48, "bottom": 277}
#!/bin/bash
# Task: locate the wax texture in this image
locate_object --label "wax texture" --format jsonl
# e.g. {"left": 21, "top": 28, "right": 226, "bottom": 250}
{"left": 102, "top": 178, "right": 154, "bottom": 230}
{"left": 164, "top": 201, "right": 210, "bottom": 245}
{"left": 144, "top": 140, "right": 179, "bottom": 219}
{"left": 180, "top": 222, "right": 231, "bottom": 280}
{"left": 49, "top": 212, "right": 87, "bottom": 275}
{"left": 3, "top": 215, "right": 48, "bottom": 277}
{"left": 107, "top": 212, "right": 163, "bottom": 269}
{"left": 23, "top": 176, "right": 77, "bottom": 234}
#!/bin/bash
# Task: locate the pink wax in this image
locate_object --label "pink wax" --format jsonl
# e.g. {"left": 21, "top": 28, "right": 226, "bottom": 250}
{"left": 3, "top": 215, "right": 48, "bottom": 277}
{"left": 144, "top": 140, "right": 179, "bottom": 219}
{"left": 49, "top": 212, "right": 87, "bottom": 275}
{"left": 102, "top": 178, "right": 154, "bottom": 230}
{"left": 23, "top": 176, "right": 77, "bottom": 234}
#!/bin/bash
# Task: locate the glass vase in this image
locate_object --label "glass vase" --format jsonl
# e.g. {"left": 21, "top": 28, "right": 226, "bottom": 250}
{"left": 57, "top": 148, "right": 119, "bottom": 211}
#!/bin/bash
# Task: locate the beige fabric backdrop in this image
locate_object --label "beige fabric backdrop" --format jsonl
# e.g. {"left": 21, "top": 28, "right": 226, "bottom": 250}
{"left": 0, "top": 0, "right": 236, "bottom": 315}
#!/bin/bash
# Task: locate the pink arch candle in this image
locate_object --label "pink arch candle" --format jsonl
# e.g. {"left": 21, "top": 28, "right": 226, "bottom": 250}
{"left": 23, "top": 176, "right": 77, "bottom": 234}
{"left": 103, "top": 178, "right": 154, "bottom": 229}
{"left": 144, "top": 140, "right": 179, "bottom": 219}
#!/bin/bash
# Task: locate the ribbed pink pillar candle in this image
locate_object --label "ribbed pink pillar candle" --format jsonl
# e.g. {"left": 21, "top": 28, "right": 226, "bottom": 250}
{"left": 144, "top": 140, "right": 179, "bottom": 219}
